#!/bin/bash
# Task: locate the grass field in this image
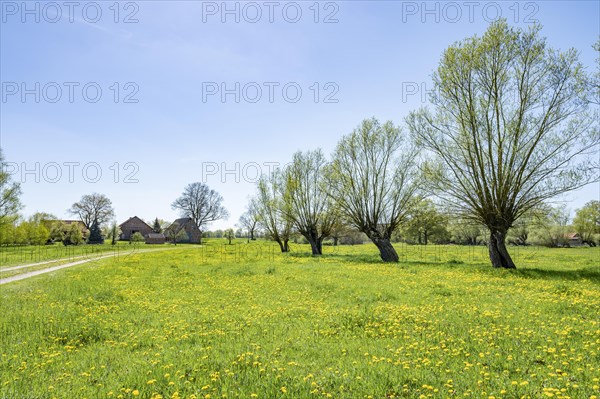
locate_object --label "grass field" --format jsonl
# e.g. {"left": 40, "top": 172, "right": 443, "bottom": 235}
{"left": 0, "top": 242, "right": 135, "bottom": 268}
{"left": 1, "top": 241, "right": 599, "bottom": 399}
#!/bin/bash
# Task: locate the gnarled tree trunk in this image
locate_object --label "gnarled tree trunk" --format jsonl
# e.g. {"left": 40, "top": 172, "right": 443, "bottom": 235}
{"left": 307, "top": 237, "right": 323, "bottom": 255}
{"left": 276, "top": 238, "right": 290, "bottom": 253}
{"left": 488, "top": 230, "right": 516, "bottom": 269}
{"left": 371, "top": 237, "right": 399, "bottom": 262}
{"left": 304, "top": 228, "right": 324, "bottom": 255}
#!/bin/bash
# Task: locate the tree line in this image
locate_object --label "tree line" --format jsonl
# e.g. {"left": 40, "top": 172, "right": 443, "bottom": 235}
{"left": 1, "top": 21, "right": 598, "bottom": 269}
{"left": 237, "top": 21, "right": 599, "bottom": 267}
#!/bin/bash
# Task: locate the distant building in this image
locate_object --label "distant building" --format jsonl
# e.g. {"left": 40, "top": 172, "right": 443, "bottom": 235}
{"left": 119, "top": 216, "right": 153, "bottom": 241}
{"left": 565, "top": 233, "right": 583, "bottom": 247}
{"left": 145, "top": 233, "right": 166, "bottom": 244}
{"left": 165, "top": 217, "right": 201, "bottom": 243}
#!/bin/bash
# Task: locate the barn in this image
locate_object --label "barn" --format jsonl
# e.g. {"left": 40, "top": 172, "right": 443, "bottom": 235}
{"left": 165, "top": 217, "right": 202, "bottom": 243}
{"left": 119, "top": 216, "right": 154, "bottom": 241}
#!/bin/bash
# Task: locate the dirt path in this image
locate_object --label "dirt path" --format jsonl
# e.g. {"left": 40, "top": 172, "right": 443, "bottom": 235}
{"left": 0, "top": 247, "right": 185, "bottom": 285}
{"left": 1, "top": 254, "right": 99, "bottom": 272}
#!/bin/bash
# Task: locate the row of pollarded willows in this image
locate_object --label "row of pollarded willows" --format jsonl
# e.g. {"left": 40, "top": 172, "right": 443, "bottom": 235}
{"left": 243, "top": 21, "right": 599, "bottom": 268}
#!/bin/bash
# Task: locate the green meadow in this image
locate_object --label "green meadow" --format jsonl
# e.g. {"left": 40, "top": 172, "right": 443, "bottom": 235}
{"left": 0, "top": 242, "right": 134, "bottom": 268}
{"left": 1, "top": 241, "right": 599, "bottom": 399}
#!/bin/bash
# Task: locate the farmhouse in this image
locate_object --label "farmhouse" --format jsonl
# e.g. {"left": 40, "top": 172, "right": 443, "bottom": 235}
{"left": 565, "top": 233, "right": 583, "bottom": 247}
{"left": 165, "top": 217, "right": 201, "bottom": 243}
{"left": 119, "top": 216, "right": 153, "bottom": 241}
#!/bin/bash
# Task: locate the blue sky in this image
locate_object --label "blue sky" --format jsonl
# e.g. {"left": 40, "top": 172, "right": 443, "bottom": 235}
{"left": 1, "top": 0, "right": 599, "bottom": 229}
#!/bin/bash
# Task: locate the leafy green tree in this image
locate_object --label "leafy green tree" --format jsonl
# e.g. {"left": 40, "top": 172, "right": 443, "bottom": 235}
{"left": 590, "top": 38, "right": 599, "bottom": 105}
{"left": 507, "top": 218, "right": 530, "bottom": 246}
{"left": 0, "top": 222, "right": 16, "bottom": 245}
{"left": 109, "top": 222, "right": 120, "bottom": 245}
{"left": 0, "top": 149, "right": 22, "bottom": 233}
{"left": 65, "top": 223, "right": 84, "bottom": 246}
{"left": 87, "top": 218, "right": 104, "bottom": 244}
{"left": 407, "top": 21, "right": 599, "bottom": 268}
{"left": 529, "top": 205, "right": 572, "bottom": 248}
{"left": 165, "top": 222, "right": 188, "bottom": 245}
{"left": 28, "top": 212, "right": 56, "bottom": 225}
{"left": 283, "top": 149, "right": 337, "bottom": 255}
{"left": 131, "top": 232, "right": 145, "bottom": 244}
{"left": 447, "top": 219, "right": 486, "bottom": 245}
{"left": 254, "top": 172, "right": 293, "bottom": 253}
{"left": 21, "top": 213, "right": 54, "bottom": 245}
{"left": 403, "top": 199, "right": 449, "bottom": 245}
{"left": 29, "top": 222, "right": 50, "bottom": 245}
{"left": 573, "top": 200, "right": 600, "bottom": 246}
{"left": 325, "top": 118, "right": 419, "bottom": 262}
{"left": 224, "top": 228, "right": 235, "bottom": 245}
{"left": 329, "top": 219, "right": 354, "bottom": 246}
{"left": 238, "top": 200, "right": 260, "bottom": 241}
{"left": 13, "top": 222, "right": 28, "bottom": 245}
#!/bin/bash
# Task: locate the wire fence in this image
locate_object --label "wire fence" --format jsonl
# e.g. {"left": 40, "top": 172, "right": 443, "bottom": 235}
{"left": 0, "top": 244, "right": 133, "bottom": 267}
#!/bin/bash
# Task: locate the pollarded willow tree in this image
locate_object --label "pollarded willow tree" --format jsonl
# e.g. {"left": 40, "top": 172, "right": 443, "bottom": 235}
{"left": 283, "top": 149, "right": 337, "bottom": 255}
{"left": 325, "top": 118, "right": 420, "bottom": 262}
{"left": 237, "top": 200, "right": 260, "bottom": 241}
{"left": 407, "top": 20, "right": 599, "bottom": 269}
{"left": 254, "top": 172, "right": 293, "bottom": 253}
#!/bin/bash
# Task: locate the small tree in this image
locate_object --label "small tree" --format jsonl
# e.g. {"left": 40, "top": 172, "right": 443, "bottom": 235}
{"left": 507, "top": 218, "right": 530, "bottom": 246}
{"left": 254, "top": 173, "right": 293, "bottom": 253}
{"left": 447, "top": 219, "right": 486, "bottom": 245}
{"left": 224, "top": 228, "right": 235, "bottom": 245}
{"left": 530, "top": 205, "right": 572, "bottom": 248}
{"left": 238, "top": 201, "right": 260, "bottom": 241}
{"left": 152, "top": 218, "right": 162, "bottom": 233}
{"left": 87, "top": 218, "right": 104, "bottom": 244}
{"left": 131, "top": 232, "right": 145, "bottom": 245}
{"left": 166, "top": 222, "right": 188, "bottom": 245}
{"left": 67, "top": 223, "right": 84, "bottom": 246}
{"left": 573, "top": 200, "right": 600, "bottom": 246}
{"left": 403, "top": 199, "right": 448, "bottom": 245}
{"left": 109, "top": 222, "right": 120, "bottom": 245}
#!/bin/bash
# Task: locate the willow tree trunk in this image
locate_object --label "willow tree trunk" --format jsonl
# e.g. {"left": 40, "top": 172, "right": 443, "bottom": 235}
{"left": 307, "top": 237, "right": 323, "bottom": 255}
{"left": 371, "top": 237, "right": 399, "bottom": 262}
{"left": 277, "top": 239, "right": 290, "bottom": 253}
{"left": 488, "top": 231, "right": 516, "bottom": 269}
{"left": 304, "top": 229, "right": 323, "bottom": 255}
